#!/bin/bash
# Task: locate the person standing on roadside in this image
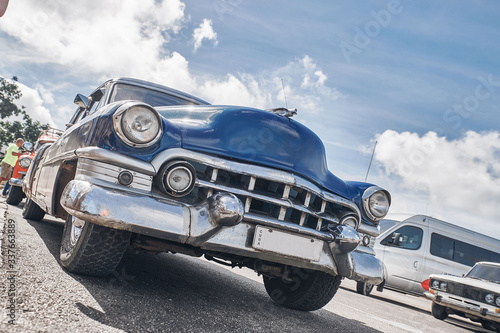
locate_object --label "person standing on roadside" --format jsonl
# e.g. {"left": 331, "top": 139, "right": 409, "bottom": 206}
{"left": 0, "top": 138, "right": 24, "bottom": 186}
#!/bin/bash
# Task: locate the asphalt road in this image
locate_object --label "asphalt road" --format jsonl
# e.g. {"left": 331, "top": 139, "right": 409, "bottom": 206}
{"left": 0, "top": 198, "right": 492, "bottom": 333}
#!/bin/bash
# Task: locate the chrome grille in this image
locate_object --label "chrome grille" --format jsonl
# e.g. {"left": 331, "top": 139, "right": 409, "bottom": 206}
{"left": 161, "top": 154, "right": 361, "bottom": 233}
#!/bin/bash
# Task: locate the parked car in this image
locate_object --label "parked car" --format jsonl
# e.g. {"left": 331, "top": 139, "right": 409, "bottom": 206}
{"left": 22, "top": 77, "right": 391, "bottom": 311}
{"left": 424, "top": 262, "right": 500, "bottom": 332}
{"left": 6, "top": 128, "right": 62, "bottom": 205}
{"left": 355, "top": 214, "right": 500, "bottom": 296}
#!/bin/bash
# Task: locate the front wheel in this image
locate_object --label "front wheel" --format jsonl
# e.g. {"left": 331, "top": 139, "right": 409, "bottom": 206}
{"left": 22, "top": 198, "right": 46, "bottom": 221}
{"left": 263, "top": 268, "right": 342, "bottom": 311}
{"left": 431, "top": 302, "right": 448, "bottom": 320}
{"left": 356, "top": 281, "right": 374, "bottom": 296}
{"left": 6, "top": 185, "right": 24, "bottom": 206}
{"left": 60, "top": 214, "right": 131, "bottom": 277}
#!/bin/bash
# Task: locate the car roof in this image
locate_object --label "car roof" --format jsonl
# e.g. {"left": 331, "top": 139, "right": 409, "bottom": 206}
{"left": 107, "top": 77, "right": 210, "bottom": 106}
{"left": 476, "top": 261, "right": 500, "bottom": 267}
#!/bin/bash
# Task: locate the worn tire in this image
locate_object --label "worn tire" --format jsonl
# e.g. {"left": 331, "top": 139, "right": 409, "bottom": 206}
{"left": 60, "top": 214, "right": 131, "bottom": 277}
{"left": 22, "top": 198, "right": 46, "bottom": 221}
{"left": 6, "top": 186, "right": 24, "bottom": 206}
{"left": 431, "top": 302, "right": 448, "bottom": 320}
{"left": 356, "top": 281, "right": 374, "bottom": 296}
{"left": 263, "top": 268, "right": 342, "bottom": 311}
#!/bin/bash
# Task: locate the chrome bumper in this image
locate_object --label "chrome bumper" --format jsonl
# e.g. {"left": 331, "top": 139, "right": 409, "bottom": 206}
{"left": 9, "top": 178, "right": 23, "bottom": 187}
{"left": 60, "top": 179, "right": 384, "bottom": 279}
{"left": 425, "top": 291, "right": 500, "bottom": 323}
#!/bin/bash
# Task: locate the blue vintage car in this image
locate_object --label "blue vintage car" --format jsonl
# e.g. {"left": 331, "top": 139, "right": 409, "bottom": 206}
{"left": 22, "top": 77, "right": 390, "bottom": 311}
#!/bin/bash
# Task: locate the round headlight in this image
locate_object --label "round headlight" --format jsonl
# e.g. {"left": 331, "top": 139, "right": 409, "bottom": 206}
{"left": 19, "top": 156, "right": 32, "bottom": 169}
{"left": 113, "top": 102, "right": 162, "bottom": 147}
{"left": 341, "top": 215, "right": 359, "bottom": 230}
{"left": 495, "top": 297, "right": 500, "bottom": 307}
{"left": 485, "top": 294, "right": 495, "bottom": 304}
{"left": 157, "top": 161, "right": 196, "bottom": 197}
{"left": 439, "top": 282, "right": 447, "bottom": 290}
{"left": 431, "top": 280, "right": 440, "bottom": 289}
{"left": 362, "top": 186, "right": 391, "bottom": 221}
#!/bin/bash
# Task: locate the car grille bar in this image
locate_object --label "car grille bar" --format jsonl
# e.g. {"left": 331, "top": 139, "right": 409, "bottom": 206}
{"left": 148, "top": 149, "right": 362, "bottom": 233}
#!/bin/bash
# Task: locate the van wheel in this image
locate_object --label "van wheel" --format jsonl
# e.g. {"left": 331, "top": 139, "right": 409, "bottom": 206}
{"left": 6, "top": 186, "right": 24, "bottom": 206}
{"left": 431, "top": 302, "right": 448, "bottom": 320}
{"left": 263, "top": 269, "right": 342, "bottom": 311}
{"left": 22, "top": 198, "right": 46, "bottom": 221}
{"left": 60, "top": 214, "right": 131, "bottom": 277}
{"left": 356, "top": 282, "right": 374, "bottom": 296}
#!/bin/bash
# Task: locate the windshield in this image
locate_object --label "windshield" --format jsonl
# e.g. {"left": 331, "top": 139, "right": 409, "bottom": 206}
{"left": 466, "top": 263, "right": 500, "bottom": 283}
{"left": 110, "top": 83, "right": 202, "bottom": 107}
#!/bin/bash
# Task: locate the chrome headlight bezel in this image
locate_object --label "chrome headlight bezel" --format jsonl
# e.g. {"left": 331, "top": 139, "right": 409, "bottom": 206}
{"left": 113, "top": 101, "right": 163, "bottom": 148}
{"left": 19, "top": 156, "right": 33, "bottom": 169}
{"left": 362, "top": 186, "right": 391, "bottom": 222}
{"left": 157, "top": 160, "right": 197, "bottom": 197}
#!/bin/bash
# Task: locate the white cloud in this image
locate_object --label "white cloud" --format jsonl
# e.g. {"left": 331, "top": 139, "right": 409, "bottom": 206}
{"left": 0, "top": 2, "right": 341, "bottom": 125}
{"left": 373, "top": 129, "right": 500, "bottom": 238}
{"left": 198, "top": 73, "right": 271, "bottom": 108}
{"left": 193, "top": 18, "right": 218, "bottom": 52}
{"left": 275, "top": 56, "right": 342, "bottom": 114}
{"left": 0, "top": 0, "right": 186, "bottom": 79}
{"left": 16, "top": 81, "right": 57, "bottom": 128}
{"left": 0, "top": 78, "right": 57, "bottom": 129}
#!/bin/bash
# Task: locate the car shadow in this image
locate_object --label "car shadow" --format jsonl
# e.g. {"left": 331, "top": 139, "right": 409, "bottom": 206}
{"left": 26, "top": 217, "right": 382, "bottom": 333}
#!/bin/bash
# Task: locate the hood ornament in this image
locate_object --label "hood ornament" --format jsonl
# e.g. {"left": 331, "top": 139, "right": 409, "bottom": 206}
{"left": 266, "top": 107, "right": 297, "bottom": 118}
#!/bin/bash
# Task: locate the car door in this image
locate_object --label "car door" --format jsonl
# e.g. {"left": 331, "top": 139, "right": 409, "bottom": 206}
{"left": 375, "top": 223, "right": 429, "bottom": 294}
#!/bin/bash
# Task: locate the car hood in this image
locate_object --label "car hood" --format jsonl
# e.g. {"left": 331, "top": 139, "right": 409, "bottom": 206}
{"left": 157, "top": 105, "right": 350, "bottom": 197}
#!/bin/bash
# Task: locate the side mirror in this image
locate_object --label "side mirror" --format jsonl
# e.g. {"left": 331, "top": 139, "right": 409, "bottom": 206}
{"left": 392, "top": 233, "right": 403, "bottom": 246}
{"left": 74, "top": 94, "right": 90, "bottom": 109}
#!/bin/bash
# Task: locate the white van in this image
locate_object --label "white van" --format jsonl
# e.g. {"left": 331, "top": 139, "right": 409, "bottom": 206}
{"left": 356, "top": 214, "right": 500, "bottom": 296}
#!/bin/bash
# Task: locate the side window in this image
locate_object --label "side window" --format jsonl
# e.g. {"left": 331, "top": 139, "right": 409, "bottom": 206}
{"left": 381, "top": 226, "right": 423, "bottom": 250}
{"left": 431, "top": 233, "right": 500, "bottom": 266}
{"left": 430, "top": 233, "right": 454, "bottom": 260}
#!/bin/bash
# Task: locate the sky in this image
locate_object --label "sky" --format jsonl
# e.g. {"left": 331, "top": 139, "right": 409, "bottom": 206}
{"left": 1, "top": 0, "right": 499, "bottom": 239}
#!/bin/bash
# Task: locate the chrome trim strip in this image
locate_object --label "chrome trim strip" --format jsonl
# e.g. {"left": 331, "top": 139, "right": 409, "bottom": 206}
{"left": 358, "top": 223, "right": 379, "bottom": 237}
{"left": 75, "top": 147, "right": 155, "bottom": 175}
{"left": 76, "top": 158, "right": 152, "bottom": 192}
{"left": 42, "top": 150, "right": 77, "bottom": 166}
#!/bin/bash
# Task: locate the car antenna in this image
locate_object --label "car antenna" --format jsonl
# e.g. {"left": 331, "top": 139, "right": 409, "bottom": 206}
{"left": 281, "top": 78, "right": 288, "bottom": 108}
{"left": 265, "top": 79, "right": 297, "bottom": 118}
{"left": 364, "top": 141, "right": 377, "bottom": 182}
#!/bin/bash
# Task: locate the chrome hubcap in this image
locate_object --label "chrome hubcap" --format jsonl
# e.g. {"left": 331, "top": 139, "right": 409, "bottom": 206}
{"left": 69, "top": 216, "right": 85, "bottom": 247}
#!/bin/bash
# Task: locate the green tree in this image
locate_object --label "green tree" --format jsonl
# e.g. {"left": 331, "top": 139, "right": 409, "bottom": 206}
{"left": 0, "top": 76, "right": 49, "bottom": 147}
